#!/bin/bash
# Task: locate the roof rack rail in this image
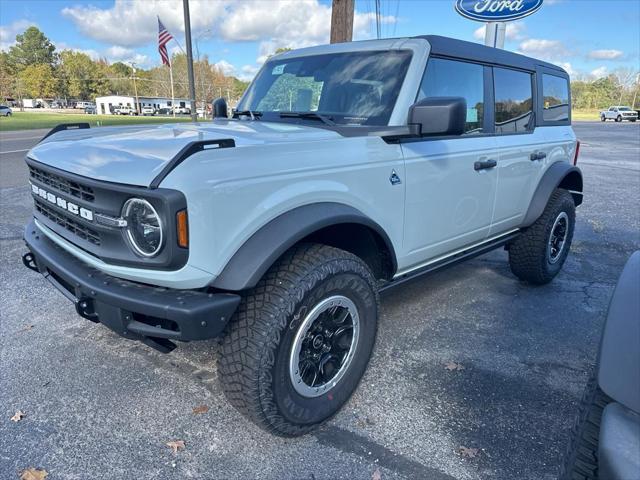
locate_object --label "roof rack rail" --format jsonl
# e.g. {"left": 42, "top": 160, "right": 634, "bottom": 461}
{"left": 40, "top": 123, "right": 90, "bottom": 143}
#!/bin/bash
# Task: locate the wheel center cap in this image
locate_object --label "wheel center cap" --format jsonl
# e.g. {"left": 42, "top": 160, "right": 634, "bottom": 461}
{"left": 312, "top": 335, "right": 324, "bottom": 349}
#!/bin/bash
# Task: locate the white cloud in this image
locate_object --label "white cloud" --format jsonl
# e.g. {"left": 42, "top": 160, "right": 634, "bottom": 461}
{"left": 0, "top": 19, "right": 36, "bottom": 51}
{"left": 554, "top": 62, "right": 575, "bottom": 76}
{"left": 103, "top": 46, "right": 150, "bottom": 66}
{"left": 517, "top": 38, "right": 570, "bottom": 61}
{"left": 590, "top": 66, "right": 608, "bottom": 78}
{"left": 214, "top": 59, "right": 236, "bottom": 76}
{"left": 473, "top": 22, "right": 526, "bottom": 42}
{"left": 62, "top": 0, "right": 229, "bottom": 47}
{"left": 587, "top": 49, "right": 624, "bottom": 60}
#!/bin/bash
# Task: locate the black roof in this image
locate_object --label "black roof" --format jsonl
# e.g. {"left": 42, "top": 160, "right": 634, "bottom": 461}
{"left": 415, "top": 35, "right": 567, "bottom": 76}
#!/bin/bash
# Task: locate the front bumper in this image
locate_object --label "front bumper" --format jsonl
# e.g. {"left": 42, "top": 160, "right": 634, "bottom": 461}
{"left": 23, "top": 219, "right": 240, "bottom": 352}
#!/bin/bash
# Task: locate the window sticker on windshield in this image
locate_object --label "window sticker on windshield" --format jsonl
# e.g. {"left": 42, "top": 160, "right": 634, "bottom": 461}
{"left": 272, "top": 64, "right": 285, "bottom": 75}
{"left": 466, "top": 108, "right": 478, "bottom": 123}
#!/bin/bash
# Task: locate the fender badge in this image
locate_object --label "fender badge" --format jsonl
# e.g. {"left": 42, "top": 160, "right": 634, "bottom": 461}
{"left": 389, "top": 170, "right": 402, "bottom": 186}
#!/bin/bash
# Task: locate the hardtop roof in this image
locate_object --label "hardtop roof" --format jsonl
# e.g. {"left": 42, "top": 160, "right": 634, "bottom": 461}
{"left": 416, "top": 35, "right": 568, "bottom": 76}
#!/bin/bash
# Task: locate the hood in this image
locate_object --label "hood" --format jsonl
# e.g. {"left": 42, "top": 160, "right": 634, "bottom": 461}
{"left": 28, "top": 120, "right": 341, "bottom": 187}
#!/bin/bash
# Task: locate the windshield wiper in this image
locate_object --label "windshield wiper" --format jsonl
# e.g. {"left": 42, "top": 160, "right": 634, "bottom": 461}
{"left": 279, "top": 111, "right": 335, "bottom": 126}
{"left": 232, "top": 110, "right": 262, "bottom": 120}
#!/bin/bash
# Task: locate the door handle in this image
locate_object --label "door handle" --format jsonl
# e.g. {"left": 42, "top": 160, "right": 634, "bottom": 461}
{"left": 530, "top": 151, "right": 547, "bottom": 161}
{"left": 474, "top": 159, "right": 497, "bottom": 171}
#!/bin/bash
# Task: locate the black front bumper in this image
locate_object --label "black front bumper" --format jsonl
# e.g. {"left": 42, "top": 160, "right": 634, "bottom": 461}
{"left": 23, "top": 220, "right": 240, "bottom": 352}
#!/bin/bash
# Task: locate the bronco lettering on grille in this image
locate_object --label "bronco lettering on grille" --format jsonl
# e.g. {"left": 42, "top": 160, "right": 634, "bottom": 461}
{"left": 31, "top": 183, "right": 94, "bottom": 221}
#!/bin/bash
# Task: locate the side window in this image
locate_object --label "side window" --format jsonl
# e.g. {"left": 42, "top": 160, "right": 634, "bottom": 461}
{"left": 542, "top": 74, "right": 569, "bottom": 122}
{"left": 494, "top": 67, "right": 533, "bottom": 134}
{"left": 417, "top": 57, "right": 484, "bottom": 134}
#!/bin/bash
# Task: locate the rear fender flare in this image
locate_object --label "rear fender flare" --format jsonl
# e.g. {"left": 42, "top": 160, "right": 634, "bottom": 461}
{"left": 521, "top": 162, "right": 583, "bottom": 227}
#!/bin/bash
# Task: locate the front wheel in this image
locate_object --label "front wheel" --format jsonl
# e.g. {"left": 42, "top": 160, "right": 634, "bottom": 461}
{"left": 509, "top": 188, "right": 575, "bottom": 284}
{"left": 218, "top": 243, "right": 379, "bottom": 436}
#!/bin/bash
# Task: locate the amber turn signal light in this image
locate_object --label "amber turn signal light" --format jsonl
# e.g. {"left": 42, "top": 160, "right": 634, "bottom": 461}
{"left": 176, "top": 210, "right": 188, "bottom": 248}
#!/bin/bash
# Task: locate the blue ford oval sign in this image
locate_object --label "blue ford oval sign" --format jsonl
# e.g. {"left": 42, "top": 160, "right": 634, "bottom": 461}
{"left": 455, "top": 0, "right": 543, "bottom": 22}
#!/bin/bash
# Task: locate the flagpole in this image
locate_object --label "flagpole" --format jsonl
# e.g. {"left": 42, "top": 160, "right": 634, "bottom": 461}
{"left": 169, "top": 61, "right": 176, "bottom": 118}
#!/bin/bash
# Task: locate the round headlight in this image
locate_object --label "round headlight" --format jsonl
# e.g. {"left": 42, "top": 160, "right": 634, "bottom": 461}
{"left": 122, "top": 198, "right": 163, "bottom": 257}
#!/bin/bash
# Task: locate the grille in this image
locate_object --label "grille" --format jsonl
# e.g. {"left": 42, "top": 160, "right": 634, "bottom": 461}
{"left": 35, "top": 198, "right": 101, "bottom": 246}
{"left": 29, "top": 165, "right": 95, "bottom": 202}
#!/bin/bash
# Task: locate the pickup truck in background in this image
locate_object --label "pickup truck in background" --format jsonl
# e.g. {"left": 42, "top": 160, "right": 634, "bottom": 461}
{"left": 600, "top": 106, "right": 638, "bottom": 122}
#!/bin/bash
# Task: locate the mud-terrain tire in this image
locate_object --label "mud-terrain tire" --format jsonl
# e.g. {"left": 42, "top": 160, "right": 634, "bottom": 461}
{"left": 559, "top": 373, "right": 612, "bottom": 480}
{"left": 218, "top": 243, "right": 379, "bottom": 436}
{"left": 616, "top": 115, "right": 622, "bottom": 122}
{"left": 509, "top": 188, "right": 575, "bottom": 284}
{"left": 600, "top": 114, "right": 606, "bottom": 122}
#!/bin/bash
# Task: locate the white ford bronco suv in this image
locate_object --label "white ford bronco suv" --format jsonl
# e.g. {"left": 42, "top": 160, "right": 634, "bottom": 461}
{"left": 22, "top": 35, "right": 582, "bottom": 436}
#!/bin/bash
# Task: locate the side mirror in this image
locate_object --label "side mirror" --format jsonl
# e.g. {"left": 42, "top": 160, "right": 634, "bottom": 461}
{"left": 212, "top": 97, "right": 228, "bottom": 119}
{"left": 408, "top": 97, "right": 467, "bottom": 136}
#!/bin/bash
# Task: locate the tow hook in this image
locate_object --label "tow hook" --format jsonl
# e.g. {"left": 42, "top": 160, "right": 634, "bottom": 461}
{"left": 22, "top": 252, "right": 38, "bottom": 272}
{"left": 75, "top": 297, "right": 99, "bottom": 323}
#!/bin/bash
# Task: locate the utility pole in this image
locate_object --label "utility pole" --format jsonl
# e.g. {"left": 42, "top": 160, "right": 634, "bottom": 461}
{"left": 330, "top": 0, "right": 354, "bottom": 44}
{"left": 130, "top": 63, "right": 140, "bottom": 114}
{"left": 183, "top": 0, "right": 198, "bottom": 121}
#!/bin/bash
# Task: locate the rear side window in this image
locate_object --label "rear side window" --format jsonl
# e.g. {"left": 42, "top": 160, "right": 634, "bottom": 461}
{"left": 494, "top": 67, "right": 533, "bottom": 134}
{"left": 542, "top": 74, "right": 569, "bottom": 122}
{"left": 417, "top": 57, "right": 484, "bottom": 134}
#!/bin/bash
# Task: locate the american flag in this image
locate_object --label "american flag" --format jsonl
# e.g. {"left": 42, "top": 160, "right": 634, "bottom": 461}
{"left": 158, "top": 17, "right": 173, "bottom": 66}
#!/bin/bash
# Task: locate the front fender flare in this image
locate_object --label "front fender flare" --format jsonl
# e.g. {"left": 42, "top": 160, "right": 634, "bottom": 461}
{"left": 522, "top": 162, "right": 583, "bottom": 227}
{"left": 211, "top": 202, "right": 396, "bottom": 291}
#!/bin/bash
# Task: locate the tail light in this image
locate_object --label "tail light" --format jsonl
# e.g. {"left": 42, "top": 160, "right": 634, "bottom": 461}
{"left": 573, "top": 140, "right": 580, "bottom": 165}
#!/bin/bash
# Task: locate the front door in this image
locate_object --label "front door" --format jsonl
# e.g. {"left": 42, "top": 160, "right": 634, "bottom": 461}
{"left": 399, "top": 57, "right": 498, "bottom": 271}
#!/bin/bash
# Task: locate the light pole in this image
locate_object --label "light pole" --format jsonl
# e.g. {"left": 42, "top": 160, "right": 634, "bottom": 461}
{"left": 183, "top": 0, "right": 198, "bottom": 121}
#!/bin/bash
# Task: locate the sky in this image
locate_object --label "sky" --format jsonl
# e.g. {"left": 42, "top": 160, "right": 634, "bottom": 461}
{"left": 0, "top": 0, "right": 639, "bottom": 82}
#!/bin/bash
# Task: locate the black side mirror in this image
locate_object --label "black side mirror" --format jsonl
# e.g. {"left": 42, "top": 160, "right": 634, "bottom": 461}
{"left": 408, "top": 97, "right": 467, "bottom": 136}
{"left": 212, "top": 97, "right": 228, "bottom": 119}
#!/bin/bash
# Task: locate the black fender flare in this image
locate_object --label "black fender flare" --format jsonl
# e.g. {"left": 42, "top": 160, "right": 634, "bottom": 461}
{"left": 521, "top": 162, "right": 583, "bottom": 227}
{"left": 211, "top": 202, "right": 397, "bottom": 291}
{"left": 597, "top": 251, "right": 640, "bottom": 412}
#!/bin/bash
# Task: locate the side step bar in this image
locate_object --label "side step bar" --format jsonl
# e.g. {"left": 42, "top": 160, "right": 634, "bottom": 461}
{"left": 379, "top": 231, "right": 520, "bottom": 294}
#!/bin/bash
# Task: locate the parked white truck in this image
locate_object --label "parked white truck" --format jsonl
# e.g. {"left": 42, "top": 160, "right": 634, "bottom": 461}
{"left": 600, "top": 106, "right": 638, "bottom": 122}
{"left": 22, "top": 35, "right": 581, "bottom": 436}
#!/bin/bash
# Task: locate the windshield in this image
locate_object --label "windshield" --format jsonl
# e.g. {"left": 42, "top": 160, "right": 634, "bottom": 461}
{"left": 237, "top": 50, "right": 412, "bottom": 126}
{"left": 619, "top": 107, "right": 632, "bottom": 111}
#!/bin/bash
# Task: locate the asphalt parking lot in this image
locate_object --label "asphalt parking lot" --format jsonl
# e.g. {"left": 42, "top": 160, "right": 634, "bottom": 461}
{"left": 1, "top": 121, "right": 639, "bottom": 480}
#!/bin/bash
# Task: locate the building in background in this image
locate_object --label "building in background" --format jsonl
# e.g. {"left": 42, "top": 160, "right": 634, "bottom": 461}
{"left": 95, "top": 95, "right": 191, "bottom": 114}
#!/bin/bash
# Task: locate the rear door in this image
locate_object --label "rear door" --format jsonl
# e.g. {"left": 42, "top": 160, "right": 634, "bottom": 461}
{"left": 400, "top": 57, "right": 499, "bottom": 269}
{"left": 489, "top": 66, "right": 546, "bottom": 235}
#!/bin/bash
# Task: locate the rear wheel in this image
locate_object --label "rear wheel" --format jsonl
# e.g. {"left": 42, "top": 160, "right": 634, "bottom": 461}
{"left": 600, "top": 114, "right": 606, "bottom": 122}
{"left": 509, "top": 188, "right": 575, "bottom": 284}
{"left": 559, "top": 373, "right": 612, "bottom": 480}
{"left": 616, "top": 115, "right": 622, "bottom": 122}
{"left": 218, "top": 243, "right": 379, "bottom": 436}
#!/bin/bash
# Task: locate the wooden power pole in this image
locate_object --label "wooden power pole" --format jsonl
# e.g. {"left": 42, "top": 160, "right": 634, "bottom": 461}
{"left": 330, "top": 0, "right": 354, "bottom": 44}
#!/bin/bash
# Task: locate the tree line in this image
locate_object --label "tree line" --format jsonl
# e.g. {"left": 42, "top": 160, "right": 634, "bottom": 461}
{"left": 0, "top": 26, "right": 249, "bottom": 106}
{"left": 0, "top": 26, "right": 637, "bottom": 111}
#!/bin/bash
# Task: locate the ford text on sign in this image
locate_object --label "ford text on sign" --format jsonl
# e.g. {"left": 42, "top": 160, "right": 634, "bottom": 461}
{"left": 455, "top": 0, "right": 543, "bottom": 22}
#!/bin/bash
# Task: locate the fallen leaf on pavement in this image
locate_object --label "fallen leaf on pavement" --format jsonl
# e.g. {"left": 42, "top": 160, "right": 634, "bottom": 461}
{"left": 372, "top": 467, "right": 382, "bottom": 480}
{"left": 166, "top": 440, "right": 186, "bottom": 453}
{"left": 192, "top": 405, "right": 209, "bottom": 415}
{"left": 444, "top": 362, "right": 465, "bottom": 371}
{"left": 19, "top": 468, "right": 48, "bottom": 480}
{"left": 11, "top": 410, "right": 26, "bottom": 422}
{"left": 22, "top": 325, "right": 34, "bottom": 332}
{"left": 458, "top": 446, "right": 479, "bottom": 458}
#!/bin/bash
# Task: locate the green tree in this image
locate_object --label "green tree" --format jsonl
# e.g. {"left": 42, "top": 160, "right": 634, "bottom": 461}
{"left": 58, "top": 50, "right": 109, "bottom": 100}
{"left": 18, "top": 63, "right": 57, "bottom": 98}
{"left": 7, "top": 26, "right": 56, "bottom": 70}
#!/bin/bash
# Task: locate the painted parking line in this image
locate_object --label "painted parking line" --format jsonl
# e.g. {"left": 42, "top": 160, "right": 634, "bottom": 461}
{"left": 0, "top": 148, "right": 29, "bottom": 154}
{"left": 0, "top": 135, "right": 43, "bottom": 141}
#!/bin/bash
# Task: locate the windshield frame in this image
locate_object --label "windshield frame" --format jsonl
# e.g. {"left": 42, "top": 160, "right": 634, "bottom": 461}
{"left": 235, "top": 39, "right": 430, "bottom": 129}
